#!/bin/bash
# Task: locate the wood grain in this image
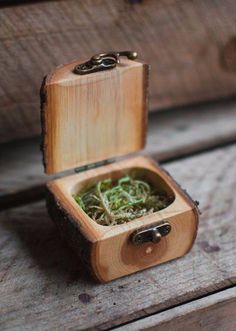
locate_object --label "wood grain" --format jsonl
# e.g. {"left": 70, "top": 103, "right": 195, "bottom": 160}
{"left": 1, "top": 99, "right": 236, "bottom": 206}
{"left": 41, "top": 59, "right": 148, "bottom": 174}
{"left": 115, "top": 287, "right": 236, "bottom": 331}
{"left": 0, "top": 143, "right": 236, "bottom": 330}
{"left": 47, "top": 156, "right": 198, "bottom": 282}
{"left": 1, "top": 0, "right": 236, "bottom": 142}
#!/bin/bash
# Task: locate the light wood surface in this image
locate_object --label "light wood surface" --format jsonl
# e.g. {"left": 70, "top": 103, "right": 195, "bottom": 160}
{"left": 47, "top": 156, "right": 198, "bottom": 282}
{"left": 1, "top": 0, "right": 236, "bottom": 143}
{"left": 41, "top": 59, "right": 148, "bottom": 174}
{"left": 1, "top": 143, "right": 236, "bottom": 329}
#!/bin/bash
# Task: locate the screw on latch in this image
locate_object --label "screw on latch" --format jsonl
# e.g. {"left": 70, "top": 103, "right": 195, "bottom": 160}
{"left": 131, "top": 221, "right": 171, "bottom": 245}
{"left": 73, "top": 51, "right": 138, "bottom": 75}
{"left": 151, "top": 228, "right": 162, "bottom": 243}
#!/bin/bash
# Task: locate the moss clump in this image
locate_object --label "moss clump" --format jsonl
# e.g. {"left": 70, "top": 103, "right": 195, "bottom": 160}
{"left": 74, "top": 175, "right": 171, "bottom": 226}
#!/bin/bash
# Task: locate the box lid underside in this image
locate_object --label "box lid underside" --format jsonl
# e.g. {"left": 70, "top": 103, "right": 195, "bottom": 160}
{"left": 41, "top": 58, "right": 149, "bottom": 174}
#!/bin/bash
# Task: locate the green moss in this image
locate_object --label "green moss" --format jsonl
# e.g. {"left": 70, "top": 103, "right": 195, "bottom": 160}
{"left": 74, "top": 175, "right": 171, "bottom": 226}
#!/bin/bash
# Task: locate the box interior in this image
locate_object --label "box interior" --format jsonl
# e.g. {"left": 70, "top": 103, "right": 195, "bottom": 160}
{"left": 71, "top": 166, "right": 176, "bottom": 226}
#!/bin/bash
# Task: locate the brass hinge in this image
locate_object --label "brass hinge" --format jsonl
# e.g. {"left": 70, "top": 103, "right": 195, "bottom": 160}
{"left": 73, "top": 51, "right": 138, "bottom": 75}
{"left": 74, "top": 158, "right": 116, "bottom": 174}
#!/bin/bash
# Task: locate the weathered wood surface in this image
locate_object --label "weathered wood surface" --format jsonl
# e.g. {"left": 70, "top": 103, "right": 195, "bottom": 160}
{"left": 1, "top": 143, "right": 236, "bottom": 330}
{"left": 1, "top": 99, "right": 236, "bottom": 207}
{"left": 1, "top": 0, "right": 236, "bottom": 142}
{"left": 116, "top": 287, "right": 236, "bottom": 331}
{"left": 146, "top": 98, "right": 236, "bottom": 160}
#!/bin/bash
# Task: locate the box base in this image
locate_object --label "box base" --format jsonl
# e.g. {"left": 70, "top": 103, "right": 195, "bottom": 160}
{"left": 46, "top": 156, "right": 199, "bottom": 282}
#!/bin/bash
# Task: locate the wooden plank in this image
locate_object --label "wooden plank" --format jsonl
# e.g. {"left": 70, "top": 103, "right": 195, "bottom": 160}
{"left": 1, "top": 0, "right": 236, "bottom": 142}
{"left": 1, "top": 99, "right": 236, "bottom": 207}
{"left": 115, "top": 287, "right": 236, "bottom": 331}
{"left": 1, "top": 143, "right": 236, "bottom": 330}
{"left": 146, "top": 98, "right": 236, "bottom": 160}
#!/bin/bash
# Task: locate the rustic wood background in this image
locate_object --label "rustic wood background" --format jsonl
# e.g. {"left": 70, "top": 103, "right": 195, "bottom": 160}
{"left": 1, "top": 1, "right": 236, "bottom": 328}
{"left": 1, "top": 99, "right": 236, "bottom": 330}
{"left": 1, "top": 0, "right": 236, "bottom": 143}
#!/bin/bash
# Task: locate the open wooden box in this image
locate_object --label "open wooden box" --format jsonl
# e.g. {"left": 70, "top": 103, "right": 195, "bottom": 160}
{"left": 41, "top": 53, "right": 199, "bottom": 282}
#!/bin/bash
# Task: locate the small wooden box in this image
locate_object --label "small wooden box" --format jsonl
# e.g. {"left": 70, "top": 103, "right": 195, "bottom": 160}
{"left": 41, "top": 55, "right": 199, "bottom": 282}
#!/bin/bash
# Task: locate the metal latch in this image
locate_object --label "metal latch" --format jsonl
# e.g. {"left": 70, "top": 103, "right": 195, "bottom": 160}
{"left": 73, "top": 51, "right": 138, "bottom": 75}
{"left": 74, "top": 158, "right": 115, "bottom": 173}
{"left": 131, "top": 221, "right": 171, "bottom": 245}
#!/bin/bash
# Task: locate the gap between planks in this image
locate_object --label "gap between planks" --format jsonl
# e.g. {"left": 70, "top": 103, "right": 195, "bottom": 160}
{"left": 1, "top": 139, "right": 236, "bottom": 212}
{"left": 113, "top": 286, "right": 236, "bottom": 331}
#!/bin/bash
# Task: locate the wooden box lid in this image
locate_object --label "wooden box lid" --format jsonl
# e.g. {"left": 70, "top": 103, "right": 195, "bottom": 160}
{"left": 41, "top": 54, "right": 149, "bottom": 174}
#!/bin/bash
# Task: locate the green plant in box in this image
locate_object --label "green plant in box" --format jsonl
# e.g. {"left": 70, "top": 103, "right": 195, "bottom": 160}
{"left": 74, "top": 175, "right": 171, "bottom": 226}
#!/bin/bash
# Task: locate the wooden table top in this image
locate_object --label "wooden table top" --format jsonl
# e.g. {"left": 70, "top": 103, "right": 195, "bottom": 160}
{"left": 1, "top": 99, "right": 236, "bottom": 330}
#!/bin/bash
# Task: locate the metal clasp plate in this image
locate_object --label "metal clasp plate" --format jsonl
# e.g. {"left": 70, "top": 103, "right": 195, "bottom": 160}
{"left": 73, "top": 51, "right": 138, "bottom": 75}
{"left": 131, "top": 221, "right": 171, "bottom": 245}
